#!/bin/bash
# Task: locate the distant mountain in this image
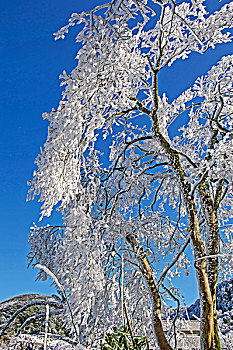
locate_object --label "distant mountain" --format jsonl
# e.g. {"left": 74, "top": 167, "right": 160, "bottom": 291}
{"left": 0, "top": 294, "right": 83, "bottom": 349}
{"left": 184, "top": 279, "right": 233, "bottom": 320}
{"left": 0, "top": 293, "right": 67, "bottom": 337}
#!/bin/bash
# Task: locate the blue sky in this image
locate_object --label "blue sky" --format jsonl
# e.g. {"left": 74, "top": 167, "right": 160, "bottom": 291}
{"left": 0, "top": 0, "right": 232, "bottom": 304}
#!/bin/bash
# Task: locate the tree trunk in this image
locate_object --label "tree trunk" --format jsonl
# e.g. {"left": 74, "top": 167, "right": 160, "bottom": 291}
{"left": 150, "top": 95, "right": 219, "bottom": 349}
{"left": 126, "top": 234, "right": 172, "bottom": 350}
{"left": 198, "top": 183, "right": 221, "bottom": 349}
{"left": 186, "top": 201, "right": 215, "bottom": 350}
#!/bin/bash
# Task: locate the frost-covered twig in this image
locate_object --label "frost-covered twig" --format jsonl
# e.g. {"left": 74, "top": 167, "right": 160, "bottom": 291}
{"left": 35, "top": 264, "right": 80, "bottom": 343}
{"left": 161, "top": 282, "right": 180, "bottom": 349}
{"left": 174, "top": 12, "right": 203, "bottom": 46}
{"left": 157, "top": 236, "right": 190, "bottom": 286}
{"left": 195, "top": 253, "right": 233, "bottom": 261}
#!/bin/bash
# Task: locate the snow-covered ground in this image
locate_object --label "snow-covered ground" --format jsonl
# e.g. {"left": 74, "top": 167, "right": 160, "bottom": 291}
{"left": 0, "top": 334, "right": 85, "bottom": 350}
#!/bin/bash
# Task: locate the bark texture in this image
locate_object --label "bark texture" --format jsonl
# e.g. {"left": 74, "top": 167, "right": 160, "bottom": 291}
{"left": 198, "top": 182, "right": 221, "bottom": 349}
{"left": 133, "top": 64, "right": 222, "bottom": 349}
{"left": 150, "top": 89, "right": 218, "bottom": 349}
{"left": 126, "top": 233, "right": 172, "bottom": 350}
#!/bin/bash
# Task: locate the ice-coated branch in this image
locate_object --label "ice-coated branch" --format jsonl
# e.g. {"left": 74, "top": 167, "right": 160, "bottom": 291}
{"left": 173, "top": 12, "right": 203, "bottom": 46}
{"left": 35, "top": 264, "right": 80, "bottom": 343}
{"left": 157, "top": 236, "right": 190, "bottom": 287}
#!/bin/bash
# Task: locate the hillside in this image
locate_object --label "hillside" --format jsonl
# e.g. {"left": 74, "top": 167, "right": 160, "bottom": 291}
{"left": 1, "top": 281, "right": 233, "bottom": 349}
{"left": 0, "top": 293, "right": 66, "bottom": 336}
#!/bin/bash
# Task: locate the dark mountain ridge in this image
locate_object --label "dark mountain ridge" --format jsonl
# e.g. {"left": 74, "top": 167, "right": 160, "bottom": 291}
{"left": 184, "top": 279, "right": 233, "bottom": 320}
{"left": 0, "top": 293, "right": 66, "bottom": 337}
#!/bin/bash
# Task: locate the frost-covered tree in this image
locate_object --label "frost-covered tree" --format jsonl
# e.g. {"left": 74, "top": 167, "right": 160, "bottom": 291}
{"left": 28, "top": 0, "right": 233, "bottom": 349}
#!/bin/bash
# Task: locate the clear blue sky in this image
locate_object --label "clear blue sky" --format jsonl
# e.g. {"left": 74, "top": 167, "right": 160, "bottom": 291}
{"left": 0, "top": 0, "right": 232, "bottom": 304}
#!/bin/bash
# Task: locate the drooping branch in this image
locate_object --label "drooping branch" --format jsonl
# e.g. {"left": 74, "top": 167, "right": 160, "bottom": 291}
{"left": 35, "top": 264, "right": 80, "bottom": 343}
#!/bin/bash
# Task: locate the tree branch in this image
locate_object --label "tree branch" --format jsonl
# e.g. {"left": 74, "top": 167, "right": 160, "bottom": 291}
{"left": 157, "top": 236, "right": 190, "bottom": 286}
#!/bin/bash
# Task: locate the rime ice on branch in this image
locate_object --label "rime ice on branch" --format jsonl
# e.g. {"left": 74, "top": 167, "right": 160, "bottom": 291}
{"left": 28, "top": 1, "right": 233, "bottom": 349}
